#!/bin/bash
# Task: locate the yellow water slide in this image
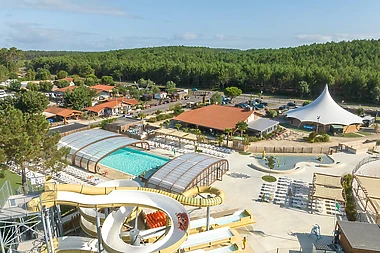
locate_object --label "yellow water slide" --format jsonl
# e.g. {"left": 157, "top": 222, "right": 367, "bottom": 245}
{"left": 27, "top": 182, "right": 225, "bottom": 212}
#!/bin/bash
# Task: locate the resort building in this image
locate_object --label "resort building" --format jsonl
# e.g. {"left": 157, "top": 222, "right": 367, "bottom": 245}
{"left": 84, "top": 98, "right": 138, "bottom": 116}
{"left": 58, "top": 129, "right": 150, "bottom": 173}
{"left": 248, "top": 118, "right": 279, "bottom": 137}
{"left": 44, "top": 106, "right": 82, "bottom": 124}
{"left": 174, "top": 104, "right": 257, "bottom": 133}
{"left": 91, "top": 84, "right": 115, "bottom": 99}
{"left": 145, "top": 153, "right": 229, "bottom": 194}
{"left": 286, "top": 85, "right": 363, "bottom": 133}
{"left": 54, "top": 86, "right": 78, "bottom": 97}
{"left": 103, "top": 117, "right": 142, "bottom": 134}
{"left": 335, "top": 220, "right": 380, "bottom": 253}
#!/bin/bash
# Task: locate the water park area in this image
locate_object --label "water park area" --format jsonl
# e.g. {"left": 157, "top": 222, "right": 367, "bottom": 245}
{"left": 1, "top": 127, "right": 380, "bottom": 253}
{"left": 253, "top": 154, "right": 335, "bottom": 173}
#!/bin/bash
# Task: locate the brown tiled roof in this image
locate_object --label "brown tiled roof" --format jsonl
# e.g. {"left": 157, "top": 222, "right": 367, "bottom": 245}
{"left": 44, "top": 106, "right": 82, "bottom": 118}
{"left": 55, "top": 86, "right": 78, "bottom": 93}
{"left": 84, "top": 100, "right": 120, "bottom": 113}
{"left": 174, "top": 104, "right": 255, "bottom": 130}
{"left": 120, "top": 98, "right": 139, "bottom": 105}
{"left": 91, "top": 85, "right": 114, "bottom": 92}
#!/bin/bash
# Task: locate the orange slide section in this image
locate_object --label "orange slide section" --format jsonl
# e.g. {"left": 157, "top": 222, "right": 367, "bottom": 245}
{"left": 146, "top": 211, "right": 167, "bottom": 228}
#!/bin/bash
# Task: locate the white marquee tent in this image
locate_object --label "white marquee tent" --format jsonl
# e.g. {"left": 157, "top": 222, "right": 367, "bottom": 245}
{"left": 287, "top": 85, "right": 363, "bottom": 126}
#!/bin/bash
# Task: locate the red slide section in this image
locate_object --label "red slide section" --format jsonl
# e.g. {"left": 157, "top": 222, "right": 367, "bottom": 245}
{"left": 146, "top": 211, "right": 167, "bottom": 228}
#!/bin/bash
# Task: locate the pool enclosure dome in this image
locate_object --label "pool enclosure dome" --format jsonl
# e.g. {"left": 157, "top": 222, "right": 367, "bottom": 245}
{"left": 145, "top": 153, "right": 229, "bottom": 194}
{"left": 58, "top": 129, "right": 150, "bottom": 172}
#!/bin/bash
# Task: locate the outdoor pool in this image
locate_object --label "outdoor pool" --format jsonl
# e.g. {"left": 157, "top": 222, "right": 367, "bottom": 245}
{"left": 99, "top": 147, "right": 170, "bottom": 176}
{"left": 255, "top": 155, "right": 334, "bottom": 171}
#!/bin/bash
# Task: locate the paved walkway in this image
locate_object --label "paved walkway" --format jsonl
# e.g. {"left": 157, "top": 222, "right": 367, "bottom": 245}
{"left": 187, "top": 151, "right": 370, "bottom": 253}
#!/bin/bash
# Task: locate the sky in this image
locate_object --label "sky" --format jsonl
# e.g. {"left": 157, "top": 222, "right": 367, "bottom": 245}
{"left": 1, "top": 0, "right": 380, "bottom": 51}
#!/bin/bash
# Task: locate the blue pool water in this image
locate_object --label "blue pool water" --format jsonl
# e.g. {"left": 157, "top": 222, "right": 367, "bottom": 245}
{"left": 256, "top": 155, "right": 334, "bottom": 171}
{"left": 99, "top": 147, "right": 170, "bottom": 176}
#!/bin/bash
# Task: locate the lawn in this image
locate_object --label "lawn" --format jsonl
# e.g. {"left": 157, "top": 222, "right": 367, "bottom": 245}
{"left": 0, "top": 170, "right": 22, "bottom": 191}
{"left": 280, "top": 123, "right": 312, "bottom": 133}
{"left": 337, "top": 132, "right": 362, "bottom": 138}
{"left": 358, "top": 131, "right": 373, "bottom": 136}
{"left": 262, "top": 175, "right": 277, "bottom": 183}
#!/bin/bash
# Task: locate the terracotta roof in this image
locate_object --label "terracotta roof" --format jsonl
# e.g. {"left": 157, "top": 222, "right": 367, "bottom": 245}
{"left": 91, "top": 84, "right": 115, "bottom": 92}
{"left": 175, "top": 104, "right": 255, "bottom": 130}
{"left": 44, "top": 107, "right": 82, "bottom": 118}
{"left": 120, "top": 98, "right": 139, "bottom": 105}
{"left": 55, "top": 86, "right": 78, "bottom": 93}
{"left": 85, "top": 98, "right": 138, "bottom": 113}
{"left": 84, "top": 100, "right": 121, "bottom": 113}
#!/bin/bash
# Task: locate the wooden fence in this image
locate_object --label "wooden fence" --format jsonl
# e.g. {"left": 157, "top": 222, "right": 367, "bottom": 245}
{"left": 248, "top": 146, "right": 330, "bottom": 154}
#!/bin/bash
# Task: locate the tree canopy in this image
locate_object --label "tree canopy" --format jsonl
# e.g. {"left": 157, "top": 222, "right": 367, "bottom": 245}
{"left": 0, "top": 107, "right": 68, "bottom": 192}
{"left": 19, "top": 39, "right": 380, "bottom": 104}
{"left": 64, "top": 85, "right": 97, "bottom": 110}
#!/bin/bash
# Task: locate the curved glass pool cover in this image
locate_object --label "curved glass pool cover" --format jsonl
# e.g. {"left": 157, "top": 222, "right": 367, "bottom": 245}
{"left": 59, "top": 129, "right": 150, "bottom": 172}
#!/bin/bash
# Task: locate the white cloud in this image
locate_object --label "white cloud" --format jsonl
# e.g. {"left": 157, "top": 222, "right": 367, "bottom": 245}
{"left": 215, "top": 34, "right": 240, "bottom": 41}
{"left": 4, "top": 0, "right": 139, "bottom": 17}
{"left": 174, "top": 32, "right": 200, "bottom": 40}
{"left": 296, "top": 33, "right": 377, "bottom": 44}
{"left": 3, "top": 22, "right": 96, "bottom": 48}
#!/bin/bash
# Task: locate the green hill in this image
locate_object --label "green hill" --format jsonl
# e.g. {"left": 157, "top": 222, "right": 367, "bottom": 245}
{"left": 25, "top": 40, "right": 380, "bottom": 103}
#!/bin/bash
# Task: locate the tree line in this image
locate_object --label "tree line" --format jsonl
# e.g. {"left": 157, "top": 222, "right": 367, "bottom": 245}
{"left": 3, "top": 39, "right": 380, "bottom": 103}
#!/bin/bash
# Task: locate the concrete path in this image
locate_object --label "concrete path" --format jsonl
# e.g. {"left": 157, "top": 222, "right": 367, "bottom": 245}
{"left": 187, "top": 151, "right": 369, "bottom": 252}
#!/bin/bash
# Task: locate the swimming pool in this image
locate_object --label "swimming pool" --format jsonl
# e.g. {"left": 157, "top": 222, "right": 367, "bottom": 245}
{"left": 99, "top": 147, "right": 170, "bottom": 176}
{"left": 255, "top": 155, "right": 334, "bottom": 171}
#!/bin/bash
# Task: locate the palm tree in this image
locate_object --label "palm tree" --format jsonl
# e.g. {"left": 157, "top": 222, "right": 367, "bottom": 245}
{"left": 138, "top": 112, "right": 147, "bottom": 131}
{"left": 242, "top": 134, "right": 251, "bottom": 146}
{"left": 235, "top": 121, "right": 248, "bottom": 137}
{"left": 216, "top": 134, "right": 225, "bottom": 146}
{"left": 163, "top": 120, "right": 170, "bottom": 129}
{"left": 224, "top": 128, "right": 233, "bottom": 146}
{"left": 175, "top": 123, "right": 182, "bottom": 131}
{"left": 267, "top": 156, "right": 276, "bottom": 176}
{"left": 183, "top": 127, "right": 189, "bottom": 133}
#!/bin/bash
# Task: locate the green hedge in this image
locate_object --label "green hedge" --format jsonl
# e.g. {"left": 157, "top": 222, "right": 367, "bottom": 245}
{"left": 343, "top": 174, "right": 357, "bottom": 221}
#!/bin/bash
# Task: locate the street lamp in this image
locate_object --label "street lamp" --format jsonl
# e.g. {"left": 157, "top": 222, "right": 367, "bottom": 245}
{"left": 316, "top": 116, "right": 321, "bottom": 133}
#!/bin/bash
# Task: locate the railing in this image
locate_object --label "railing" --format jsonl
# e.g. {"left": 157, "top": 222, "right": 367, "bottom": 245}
{"left": 248, "top": 146, "right": 330, "bottom": 154}
{"left": 352, "top": 156, "right": 380, "bottom": 175}
{"left": 0, "top": 181, "right": 14, "bottom": 209}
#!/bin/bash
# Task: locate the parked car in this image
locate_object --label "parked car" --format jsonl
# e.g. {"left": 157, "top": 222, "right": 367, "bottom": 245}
{"left": 260, "top": 102, "right": 268, "bottom": 106}
{"left": 287, "top": 102, "right": 296, "bottom": 107}
{"left": 279, "top": 105, "right": 290, "bottom": 110}
{"left": 256, "top": 104, "right": 266, "bottom": 109}
{"left": 235, "top": 103, "right": 250, "bottom": 109}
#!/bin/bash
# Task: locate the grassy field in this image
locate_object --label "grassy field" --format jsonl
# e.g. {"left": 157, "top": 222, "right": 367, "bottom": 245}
{"left": 262, "top": 175, "right": 277, "bottom": 182}
{"left": 279, "top": 123, "right": 312, "bottom": 133}
{"left": 0, "top": 170, "right": 22, "bottom": 191}
{"left": 358, "top": 131, "right": 373, "bottom": 136}
{"left": 338, "top": 132, "right": 363, "bottom": 138}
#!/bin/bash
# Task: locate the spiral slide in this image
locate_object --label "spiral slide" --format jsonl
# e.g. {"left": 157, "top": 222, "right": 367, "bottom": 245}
{"left": 35, "top": 189, "right": 189, "bottom": 253}
{"left": 27, "top": 181, "right": 225, "bottom": 253}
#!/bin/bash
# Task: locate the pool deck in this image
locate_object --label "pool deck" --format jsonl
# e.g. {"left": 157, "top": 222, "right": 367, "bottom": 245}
{"left": 94, "top": 145, "right": 370, "bottom": 252}
{"left": 185, "top": 151, "right": 370, "bottom": 253}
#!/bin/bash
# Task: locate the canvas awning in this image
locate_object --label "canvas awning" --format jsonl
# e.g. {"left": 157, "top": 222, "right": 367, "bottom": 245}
{"left": 313, "top": 185, "right": 345, "bottom": 202}
{"left": 355, "top": 175, "right": 380, "bottom": 199}
{"left": 286, "top": 85, "right": 363, "bottom": 126}
{"left": 314, "top": 173, "right": 342, "bottom": 188}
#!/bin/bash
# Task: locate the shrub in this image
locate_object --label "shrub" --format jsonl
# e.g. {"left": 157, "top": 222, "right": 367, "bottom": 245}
{"left": 343, "top": 174, "right": 357, "bottom": 221}
{"left": 266, "top": 109, "right": 278, "bottom": 118}
{"left": 148, "top": 117, "right": 157, "bottom": 123}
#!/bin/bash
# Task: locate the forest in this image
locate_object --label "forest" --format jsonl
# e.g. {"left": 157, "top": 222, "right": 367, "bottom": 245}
{"left": 4, "top": 39, "right": 380, "bottom": 104}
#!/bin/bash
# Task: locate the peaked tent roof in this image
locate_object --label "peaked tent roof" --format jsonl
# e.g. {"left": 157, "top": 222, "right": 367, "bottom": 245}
{"left": 286, "top": 85, "right": 363, "bottom": 125}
